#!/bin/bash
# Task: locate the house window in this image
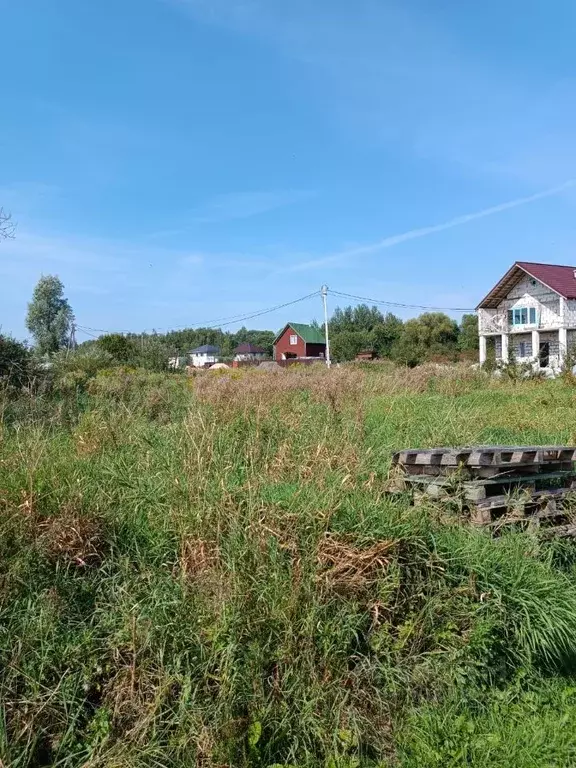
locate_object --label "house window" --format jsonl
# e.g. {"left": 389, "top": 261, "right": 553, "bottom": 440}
{"left": 507, "top": 307, "right": 537, "bottom": 326}
{"left": 289, "top": 334, "right": 298, "bottom": 345}
{"left": 518, "top": 342, "right": 528, "bottom": 358}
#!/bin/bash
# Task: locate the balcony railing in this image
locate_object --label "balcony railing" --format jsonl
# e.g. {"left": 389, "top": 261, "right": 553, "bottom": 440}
{"left": 478, "top": 312, "right": 509, "bottom": 334}
{"left": 478, "top": 313, "right": 564, "bottom": 334}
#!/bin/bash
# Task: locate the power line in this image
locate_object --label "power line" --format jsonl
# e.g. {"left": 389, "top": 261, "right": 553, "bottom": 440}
{"left": 75, "top": 290, "right": 321, "bottom": 338}
{"left": 76, "top": 326, "right": 101, "bottom": 339}
{"left": 330, "top": 289, "right": 475, "bottom": 313}
{"left": 74, "top": 285, "right": 472, "bottom": 344}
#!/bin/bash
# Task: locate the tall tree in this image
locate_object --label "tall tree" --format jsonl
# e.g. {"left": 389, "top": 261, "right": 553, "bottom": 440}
{"left": 26, "top": 275, "right": 74, "bottom": 354}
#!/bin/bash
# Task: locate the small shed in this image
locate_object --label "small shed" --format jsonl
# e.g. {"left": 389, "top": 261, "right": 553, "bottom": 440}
{"left": 190, "top": 344, "right": 221, "bottom": 368}
{"left": 273, "top": 323, "right": 326, "bottom": 361}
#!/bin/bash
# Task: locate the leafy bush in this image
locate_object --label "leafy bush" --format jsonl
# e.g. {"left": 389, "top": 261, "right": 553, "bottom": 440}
{"left": 51, "top": 347, "right": 115, "bottom": 390}
{"left": 0, "top": 334, "right": 32, "bottom": 387}
{"left": 98, "top": 333, "right": 137, "bottom": 362}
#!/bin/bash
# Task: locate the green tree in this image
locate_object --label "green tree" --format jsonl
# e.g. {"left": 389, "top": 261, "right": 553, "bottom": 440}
{"left": 331, "top": 330, "right": 368, "bottom": 362}
{"left": 373, "top": 313, "right": 403, "bottom": 358}
{"left": 459, "top": 314, "right": 479, "bottom": 351}
{"left": 329, "top": 306, "right": 355, "bottom": 335}
{"left": 0, "top": 335, "right": 31, "bottom": 386}
{"left": 393, "top": 312, "right": 459, "bottom": 366}
{"left": 232, "top": 328, "right": 275, "bottom": 357}
{"left": 135, "top": 335, "right": 170, "bottom": 371}
{"left": 98, "top": 333, "right": 136, "bottom": 362}
{"left": 329, "top": 304, "right": 384, "bottom": 336}
{"left": 26, "top": 275, "right": 74, "bottom": 355}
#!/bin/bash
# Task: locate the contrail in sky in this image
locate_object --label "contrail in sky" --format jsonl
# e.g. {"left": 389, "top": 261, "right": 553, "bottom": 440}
{"left": 291, "top": 178, "right": 575, "bottom": 271}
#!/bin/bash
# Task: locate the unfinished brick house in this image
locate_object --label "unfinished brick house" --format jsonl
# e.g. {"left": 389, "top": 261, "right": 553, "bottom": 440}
{"left": 477, "top": 262, "right": 576, "bottom": 372}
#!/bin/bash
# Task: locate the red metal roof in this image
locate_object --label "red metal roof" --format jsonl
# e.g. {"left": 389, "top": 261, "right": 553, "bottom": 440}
{"left": 517, "top": 262, "right": 576, "bottom": 299}
{"left": 477, "top": 262, "right": 576, "bottom": 308}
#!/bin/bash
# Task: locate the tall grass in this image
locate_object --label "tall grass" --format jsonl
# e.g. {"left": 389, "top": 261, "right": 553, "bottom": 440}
{"left": 2, "top": 365, "right": 576, "bottom": 766}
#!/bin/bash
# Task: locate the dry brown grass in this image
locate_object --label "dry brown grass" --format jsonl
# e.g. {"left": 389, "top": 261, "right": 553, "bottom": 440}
{"left": 38, "top": 506, "right": 105, "bottom": 567}
{"left": 192, "top": 363, "right": 492, "bottom": 414}
{"left": 316, "top": 533, "right": 396, "bottom": 596}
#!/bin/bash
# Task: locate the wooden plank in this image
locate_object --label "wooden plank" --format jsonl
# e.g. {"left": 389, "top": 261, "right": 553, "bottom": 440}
{"left": 464, "top": 484, "right": 487, "bottom": 502}
{"left": 541, "top": 523, "right": 576, "bottom": 538}
{"left": 485, "top": 506, "right": 571, "bottom": 528}
{"left": 402, "top": 470, "right": 576, "bottom": 487}
{"left": 394, "top": 446, "right": 576, "bottom": 471}
{"left": 470, "top": 508, "right": 492, "bottom": 525}
{"left": 475, "top": 487, "right": 571, "bottom": 511}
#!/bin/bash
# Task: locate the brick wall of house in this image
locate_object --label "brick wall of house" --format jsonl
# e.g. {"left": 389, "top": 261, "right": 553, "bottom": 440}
{"left": 511, "top": 333, "right": 532, "bottom": 359}
{"left": 495, "top": 337, "right": 502, "bottom": 359}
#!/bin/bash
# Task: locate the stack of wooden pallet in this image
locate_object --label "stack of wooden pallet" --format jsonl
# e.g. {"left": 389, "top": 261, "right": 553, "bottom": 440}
{"left": 390, "top": 445, "right": 576, "bottom": 536}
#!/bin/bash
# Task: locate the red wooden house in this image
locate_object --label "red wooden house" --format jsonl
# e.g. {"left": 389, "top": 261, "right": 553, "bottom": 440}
{"left": 273, "top": 323, "right": 326, "bottom": 361}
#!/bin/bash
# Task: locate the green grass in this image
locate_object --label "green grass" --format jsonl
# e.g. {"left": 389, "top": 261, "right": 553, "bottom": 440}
{"left": 2, "top": 365, "right": 576, "bottom": 766}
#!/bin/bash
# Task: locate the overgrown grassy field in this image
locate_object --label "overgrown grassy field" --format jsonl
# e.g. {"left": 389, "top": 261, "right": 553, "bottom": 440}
{"left": 3, "top": 364, "right": 576, "bottom": 767}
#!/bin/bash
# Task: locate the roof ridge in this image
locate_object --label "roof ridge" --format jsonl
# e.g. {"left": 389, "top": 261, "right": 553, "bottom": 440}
{"left": 478, "top": 261, "right": 576, "bottom": 308}
{"left": 517, "top": 260, "right": 576, "bottom": 268}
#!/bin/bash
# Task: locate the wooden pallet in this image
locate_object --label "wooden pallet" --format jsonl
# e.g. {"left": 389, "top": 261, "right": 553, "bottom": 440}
{"left": 389, "top": 444, "right": 576, "bottom": 536}
{"left": 393, "top": 445, "right": 576, "bottom": 469}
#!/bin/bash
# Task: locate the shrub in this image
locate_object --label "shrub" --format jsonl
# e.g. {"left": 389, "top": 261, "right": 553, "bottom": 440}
{"left": 98, "top": 333, "right": 136, "bottom": 362}
{"left": 0, "top": 334, "right": 32, "bottom": 388}
{"left": 51, "top": 348, "right": 115, "bottom": 391}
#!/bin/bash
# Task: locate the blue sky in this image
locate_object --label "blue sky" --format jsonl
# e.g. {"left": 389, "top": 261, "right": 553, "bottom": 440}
{"left": 2, "top": 0, "right": 576, "bottom": 340}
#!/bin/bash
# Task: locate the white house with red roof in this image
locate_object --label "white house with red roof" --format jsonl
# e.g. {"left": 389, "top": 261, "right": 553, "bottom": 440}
{"left": 477, "top": 262, "right": 576, "bottom": 371}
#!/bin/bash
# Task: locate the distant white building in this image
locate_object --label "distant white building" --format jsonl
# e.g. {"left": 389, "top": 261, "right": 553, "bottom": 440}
{"left": 189, "top": 345, "right": 221, "bottom": 368}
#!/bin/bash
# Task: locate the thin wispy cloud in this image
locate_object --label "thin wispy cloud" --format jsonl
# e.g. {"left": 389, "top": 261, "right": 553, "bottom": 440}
{"left": 191, "top": 189, "right": 315, "bottom": 223}
{"left": 147, "top": 189, "right": 315, "bottom": 239}
{"left": 289, "top": 180, "right": 575, "bottom": 272}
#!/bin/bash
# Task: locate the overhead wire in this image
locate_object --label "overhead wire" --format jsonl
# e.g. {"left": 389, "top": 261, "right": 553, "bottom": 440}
{"left": 75, "top": 290, "right": 321, "bottom": 337}
{"left": 329, "top": 289, "right": 475, "bottom": 313}
{"left": 75, "top": 326, "right": 102, "bottom": 339}
{"left": 75, "top": 286, "right": 473, "bottom": 342}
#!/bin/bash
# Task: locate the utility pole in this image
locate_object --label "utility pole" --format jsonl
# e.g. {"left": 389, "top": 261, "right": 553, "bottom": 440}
{"left": 321, "top": 284, "right": 331, "bottom": 368}
{"left": 67, "top": 322, "right": 77, "bottom": 357}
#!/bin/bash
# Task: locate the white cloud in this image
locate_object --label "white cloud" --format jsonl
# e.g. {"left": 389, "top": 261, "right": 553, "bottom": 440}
{"left": 287, "top": 180, "right": 575, "bottom": 271}
{"left": 190, "top": 189, "right": 315, "bottom": 223}
{"left": 147, "top": 189, "right": 316, "bottom": 239}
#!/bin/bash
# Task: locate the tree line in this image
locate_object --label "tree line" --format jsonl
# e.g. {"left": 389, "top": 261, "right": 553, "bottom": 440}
{"left": 93, "top": 305, "right": 479, "bottom": 366}
{"left": 1, "top": 275, "right": 479, "bottom": 383}
{"left": 328, "top": 304, "right": 478, "bottom": 364}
